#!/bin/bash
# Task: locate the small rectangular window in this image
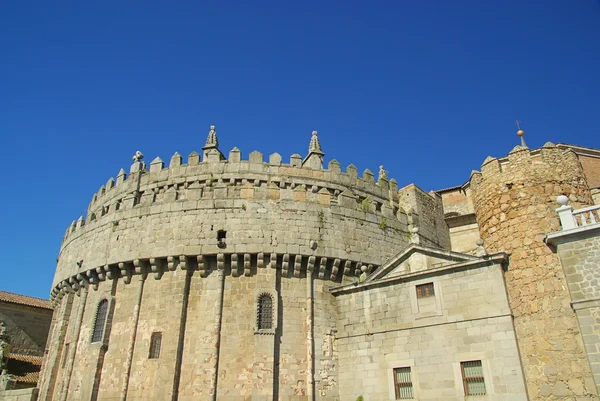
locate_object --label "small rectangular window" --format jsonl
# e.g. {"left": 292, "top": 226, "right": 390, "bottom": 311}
{"left": 393, "top": 367, "right": 413, "bottom": 399}
{"left": 62, "top": 344, "right": 70, "bottom": 368}
{"left": 461, "top": 360, "right": 486, "bottom": 395}
{"left": 149, "top": 332, "right": 162, "bottom": 359}
{"left": 416, "top": 283, "right": 434, "bottom": 299}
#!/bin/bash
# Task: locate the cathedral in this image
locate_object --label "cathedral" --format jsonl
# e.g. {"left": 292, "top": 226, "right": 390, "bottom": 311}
{"left": 11, "top": 126, "right": 600, "bottom": 400}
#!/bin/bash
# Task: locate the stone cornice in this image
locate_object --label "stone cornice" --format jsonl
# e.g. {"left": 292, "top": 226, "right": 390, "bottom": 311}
{"left": 50, "top": 252, "right": 379, "bottom": 305}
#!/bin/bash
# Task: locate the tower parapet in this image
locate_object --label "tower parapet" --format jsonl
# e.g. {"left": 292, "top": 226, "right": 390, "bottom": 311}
{"left": 54, "top": 127, "right": 448, "bottom": 295}
{"left": 468, "top": 141, "right": 596, "bottom": 399}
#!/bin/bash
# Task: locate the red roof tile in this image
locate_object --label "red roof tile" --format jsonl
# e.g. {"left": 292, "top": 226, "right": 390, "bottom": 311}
{"left": 0, "top": 290, "right": 53, "bottom": 310}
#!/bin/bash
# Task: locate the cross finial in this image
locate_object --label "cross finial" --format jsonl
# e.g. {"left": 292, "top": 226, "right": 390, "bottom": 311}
{"left": 132, "top": 150, "right": 144, "bottom": 162}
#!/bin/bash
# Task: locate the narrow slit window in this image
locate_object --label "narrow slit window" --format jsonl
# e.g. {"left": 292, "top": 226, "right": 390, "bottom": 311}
{"left": 461, "top": 360, "right": 486, "bottom": 396}
{"left": 257, "top": 294, "right": 273, "bottom": 330}
{"left": 416, "top": 283, "right": 435, "bottom": 299}
{"left": 393, "top": 367, "right": 413, "bottom": 399}
{"left": 62, "top": 344, "right": 70, "bottom": 368}
{"left": 91, "top": 300, "right": 108, "bottom": 343}
{"left": 149, "top": 332, "right": 162, "bottom": 359}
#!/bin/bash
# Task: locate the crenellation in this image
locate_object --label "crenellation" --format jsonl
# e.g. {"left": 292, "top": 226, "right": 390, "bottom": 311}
{"left": 116, "top": 168, "right": 127, "bottom": 185}
{"left": 362, "top": 168, "right": 375, "bottom": 184}
{"left": 188, "top": 151, "right": 200, "bottom": 165}
{"left": 149, "top": 156, "right": 164, "bottom": 173}
{"left": 249, "top": 150, "right": 263, "bottom": 164}
{"left": 268, "top": 152, "right": 282, "bottom": 165}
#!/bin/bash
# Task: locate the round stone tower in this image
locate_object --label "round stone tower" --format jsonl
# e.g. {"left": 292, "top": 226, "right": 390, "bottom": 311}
{"left": 468, "top": 141, "right": 596, "bottom": 400}
{"left": 37, "top": 126, "right": 450, "bottom": 401}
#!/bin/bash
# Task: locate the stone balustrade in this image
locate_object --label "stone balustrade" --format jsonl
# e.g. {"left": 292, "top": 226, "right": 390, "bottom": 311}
{"left": 556, "top": 195, "right": 600, "bottom": 230}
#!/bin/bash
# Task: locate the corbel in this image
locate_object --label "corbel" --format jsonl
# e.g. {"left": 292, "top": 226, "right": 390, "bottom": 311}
{"left": 332, "top": 259, "right": 340, "bottom": 279}
{"left": 119, "top": 262, "right": 132, "bottom": 284}
{"left": 231, "top": 254, "right": 240, "bottom": 277}
{"left": 270, "top": 253, "right": 278, "bottom": 269}
{"left": 197, "top": 255, "right": 206, "bottom": 277}
{"left": 149, "top": 258, "right": 165, "bottom": 280}
{"left": 343, "top": 260, "right": 352, "bottom": 276}
{"left": 244, "top": 253, "right": 251, "bottom": 277}
{"left": 318, "top": 257, "right": 327, "bottom": 280}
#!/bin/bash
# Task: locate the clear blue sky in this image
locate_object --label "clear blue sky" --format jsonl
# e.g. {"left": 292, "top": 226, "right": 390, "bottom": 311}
{"left": 1, "top": 1, "right": 599, "bottom": 299}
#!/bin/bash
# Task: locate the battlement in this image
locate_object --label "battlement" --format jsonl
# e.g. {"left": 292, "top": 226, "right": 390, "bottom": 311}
{"left": 469, "top": 142, "right": 584, "bottom": 187}
{"left": 63, "top": 127, "right": 413, "bottom": 242}
{"left": 54, "top": 126, "right": 452, "bottom": 290}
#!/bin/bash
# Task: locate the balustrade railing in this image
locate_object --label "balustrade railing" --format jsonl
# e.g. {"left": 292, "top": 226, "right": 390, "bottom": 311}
{"left": 556, "top": 195, "right": 600, "bottom": 231}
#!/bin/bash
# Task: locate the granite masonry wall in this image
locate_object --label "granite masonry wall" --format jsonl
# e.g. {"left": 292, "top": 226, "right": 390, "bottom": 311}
{"left": 547, "top": 223, "right": 600, "bottom": 396}
{"left": 469, "top": 143, "right": 597, "bottom": 400}
{"left": 39, "top": 133, "right": 451, "bottom": 401}
{"left": 332, "top": 260, "right": 527, "bottom": 400}
{"left": 0, "top": 302, "right": 52, "bottom": 356}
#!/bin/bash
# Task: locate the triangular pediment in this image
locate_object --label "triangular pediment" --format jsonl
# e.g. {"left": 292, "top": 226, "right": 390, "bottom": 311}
{"left": 366, "top": 245, "right": 480, "bottom": 283}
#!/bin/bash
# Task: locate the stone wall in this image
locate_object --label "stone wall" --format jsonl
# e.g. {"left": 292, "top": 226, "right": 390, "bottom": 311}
{"left": 42, "top": 138, "right": 454, "bottom": 400}
{"left": 0, "top": 302, "right": 52, "bottom": 356}
{"left": 398, "top": 184, "right": 451, "bottom": 250}
{"left": 438, "top": 187, "right": 473, "bottom": 216}
{"left": 41, "top": 262, "right": 340, "bottom": 401}
{"left": 469, "top": 143, "right": 597, "bottom": 400}
{"left": 332, "top": 261, "right": 527, "bottom": 400}
{"left": 547, "top": 224, "right": 600, "bottom": 395}
{"left": 578, "top": 155, "right": 600, "bottom": 190}
{"left": 0, "top": 387, "right": 38, "bottom": 401}
{"left": 51, "top": 148, "right": 455, "bottom": 291}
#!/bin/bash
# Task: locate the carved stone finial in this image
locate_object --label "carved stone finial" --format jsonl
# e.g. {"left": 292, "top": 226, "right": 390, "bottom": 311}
{"left": 308, "top": 130, "right": 324, "bottom": 155}
{"left": 378, "top": 165, "right": 387, "bottom": 181}
{"left": 202, "top": 125, "right": 225, "bottom": 161}
{"left": 303, "top": 130, "right": 325, "bottom": 169}
{"left": 132, "top": 151, "right": 144, "bottom": 162}
{"left": 205, "top": 125, "right": 218, "bottom": 148}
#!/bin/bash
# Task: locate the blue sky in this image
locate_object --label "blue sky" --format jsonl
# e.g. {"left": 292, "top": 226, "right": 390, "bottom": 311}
{"left": 1, "top": 1, "right": 599, "bottom": 299}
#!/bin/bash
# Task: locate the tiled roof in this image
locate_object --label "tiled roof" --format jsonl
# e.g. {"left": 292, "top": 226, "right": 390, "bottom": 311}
{"left": 0, "top": 290, "right": 53, "bottom": 310}
{"left": 6, "top": 353, "right": 43, "bottom": 384}
{"left": 7, "top": 353, "right": 43, "bottom": 365}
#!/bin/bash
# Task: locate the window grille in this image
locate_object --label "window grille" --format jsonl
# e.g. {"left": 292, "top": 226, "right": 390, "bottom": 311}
{"left": 149, "top": 332, "right": 162, "bottom": 359}
{"left": 461, "top": 360, "right": 486, "bottom": 395}
{"left": 416, "top": 283, "right": 435, "bottom": 299}
{"left": 257, "top": 294, "right": 273, "bottom": 330}
{"left": 91, "top": 299, "right": 108, "bottom": 343}
{"left": 393, "top": 367, "right": 413, "bottom": 399}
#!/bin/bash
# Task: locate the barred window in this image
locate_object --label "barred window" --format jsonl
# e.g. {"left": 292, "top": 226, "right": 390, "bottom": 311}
{"left": 91, "top": 299, "right": 108, "bottom": 343}
{"left": 416, "top": 283, "right": 434, "bottom": 299}
{"left": 461, "top": 360, "right": 486, "bottom": 396}
{"left": 149, "top": 332, "right": 162, "bottom": 359}
{"left": 257, "top": 294, "right": 273, "bottom": 330}
{"left": 393, "top": 367, "right": 413, "bottom": 399}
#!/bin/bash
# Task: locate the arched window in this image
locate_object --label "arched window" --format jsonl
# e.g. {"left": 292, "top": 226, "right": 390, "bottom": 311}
{"left": 148, "top": 332, "right": 162, "bottom": 359}
{"left": 91, "top": 299, "right": 108, "bottom": 343}
{"left": 257, "top": 294, "right": 273, "bottom": 330}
